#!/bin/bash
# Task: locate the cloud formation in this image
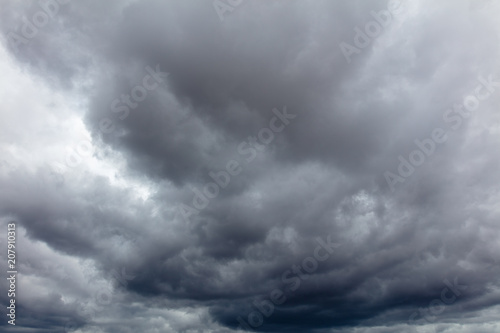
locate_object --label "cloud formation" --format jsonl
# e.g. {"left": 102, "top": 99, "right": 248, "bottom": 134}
{"left": 1, "top": 0, "right": 500, "bottom": 332}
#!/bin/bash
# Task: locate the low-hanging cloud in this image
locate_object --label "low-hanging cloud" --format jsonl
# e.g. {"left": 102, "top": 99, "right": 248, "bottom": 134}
{"left": 1, "top": 0, "right": 500, "bottom": 332}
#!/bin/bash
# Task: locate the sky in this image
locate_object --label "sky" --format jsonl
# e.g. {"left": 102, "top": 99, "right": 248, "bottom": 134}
{"left": 0, "top": 0, "right": 500, "bottom": 332}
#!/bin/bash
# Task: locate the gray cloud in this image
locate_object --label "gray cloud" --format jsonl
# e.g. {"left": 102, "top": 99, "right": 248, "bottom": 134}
{"left": 1, "top": 0, "right": 500, "bottom": 332}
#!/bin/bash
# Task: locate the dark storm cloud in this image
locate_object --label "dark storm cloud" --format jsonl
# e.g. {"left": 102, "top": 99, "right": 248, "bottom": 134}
{"left": 1, "top": 0, "right": 500, "bottom": 332}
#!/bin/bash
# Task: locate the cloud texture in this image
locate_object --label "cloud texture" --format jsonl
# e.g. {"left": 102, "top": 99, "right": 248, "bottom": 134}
{"left": 1, "top": 0, "right": 500, "bottom": 332}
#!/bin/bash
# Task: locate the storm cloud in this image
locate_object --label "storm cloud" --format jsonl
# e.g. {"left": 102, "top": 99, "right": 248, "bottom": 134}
{"left": 1, "top": 0, "right": 500, "bottom": 332}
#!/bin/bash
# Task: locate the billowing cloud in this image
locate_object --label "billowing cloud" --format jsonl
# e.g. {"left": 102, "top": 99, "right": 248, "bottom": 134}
{"left": 1, "top": 0, "right": 500, "bottom": 332}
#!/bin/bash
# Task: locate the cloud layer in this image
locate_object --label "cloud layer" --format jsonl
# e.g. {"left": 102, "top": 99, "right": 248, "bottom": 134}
{"left": 1, "top": 0, "right": 500, "bottom": 332}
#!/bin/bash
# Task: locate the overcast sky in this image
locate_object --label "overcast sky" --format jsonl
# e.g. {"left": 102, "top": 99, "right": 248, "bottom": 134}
{"left": 1, "top": 0, "right": 500, "bottom": 332}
